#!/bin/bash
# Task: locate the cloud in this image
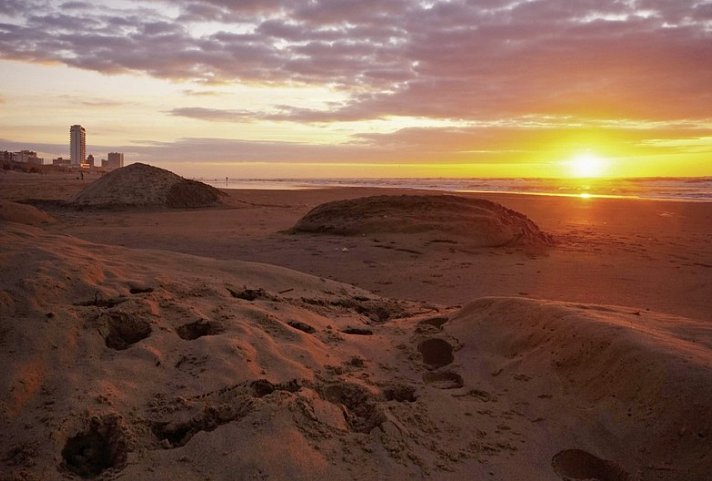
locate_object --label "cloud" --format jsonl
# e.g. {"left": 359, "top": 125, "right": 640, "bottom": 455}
{"left": 182, "top": 89, "right": 223, "bottom": 96}
{"left": 0, "top": 0, "right": 709, "bottom": 126}
{"left": 168, "top": 107, "right": 257, "bottom": 122}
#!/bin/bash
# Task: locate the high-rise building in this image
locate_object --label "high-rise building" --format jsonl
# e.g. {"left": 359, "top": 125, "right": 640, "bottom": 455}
{"left": 70, "top": 125, "right": 86, "bottom": 165}
{"left": 107, "top": 152, "right": 124, "bottom": 170}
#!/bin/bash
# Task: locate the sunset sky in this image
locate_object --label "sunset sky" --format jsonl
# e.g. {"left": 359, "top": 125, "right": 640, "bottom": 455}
{"left": 1, "top": 0, "right": 711, "bottom": 178}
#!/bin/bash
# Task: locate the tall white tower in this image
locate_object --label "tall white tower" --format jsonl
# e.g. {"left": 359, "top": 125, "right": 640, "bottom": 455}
{"left": 70, "top": 125, "right": 86, "bottom": 165}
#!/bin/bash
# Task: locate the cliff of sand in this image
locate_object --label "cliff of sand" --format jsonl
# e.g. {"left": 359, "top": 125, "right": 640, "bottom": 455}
{"left": 290, "top": 194, "right": 553, "bottom": 247}
{"left": 70, "top": 163, "right": 224, "bottom": 208}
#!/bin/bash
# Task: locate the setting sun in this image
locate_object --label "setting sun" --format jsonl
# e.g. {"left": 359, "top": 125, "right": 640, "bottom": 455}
{"left": 567, "top": 152, "right": 608, "bottom": 178}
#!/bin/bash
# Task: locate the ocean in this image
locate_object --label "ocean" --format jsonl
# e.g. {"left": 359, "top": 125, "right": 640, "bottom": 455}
{"left": 202, "top": 177, "right": 712, "bottom": 202}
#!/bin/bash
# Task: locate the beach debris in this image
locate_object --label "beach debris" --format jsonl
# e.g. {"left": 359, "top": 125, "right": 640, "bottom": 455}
{"left": 287, "top": 320, "right": 316, "bottom": 334}
{"left": 75, "top": 294, "right": 128, "bottom": 308}
{"left": 227, "top": 286, "right": 268, "bottom": 301}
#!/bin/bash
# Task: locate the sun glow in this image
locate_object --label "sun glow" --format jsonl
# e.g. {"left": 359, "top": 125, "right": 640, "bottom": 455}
{"left": 567, "top": 152, "right": 608, "bottom": 178}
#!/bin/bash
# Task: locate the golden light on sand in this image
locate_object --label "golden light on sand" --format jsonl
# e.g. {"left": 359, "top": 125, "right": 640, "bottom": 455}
{"left": 567, "top": 152, "right": 608, "bottom": 178}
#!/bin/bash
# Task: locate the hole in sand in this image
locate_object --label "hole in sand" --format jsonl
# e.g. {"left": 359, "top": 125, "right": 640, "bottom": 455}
{"left": 129, "top": 286, "right": 153, "bottom": 294}
{"left": 418, "top": 338, "right": 454, "bottom": 368}
{"left": 103, "top": 312, "right": 151, "bottom": 350}
{"left": 423, "top": 371, "right": 464, "bottom": 389}
{"left": 342, "top": 327, "right": 373, "bottom": 335}
{"left": 320, "top": 382, "right": 386, "bottom": 433}
{"left": 176, "top": 320, "right": 225, "bottom": 340}
{"left": 552, "top": 449, "right": 630, "bottom": 481}
{"left": 61, "top": 416, "right": 127, "bottom": 478}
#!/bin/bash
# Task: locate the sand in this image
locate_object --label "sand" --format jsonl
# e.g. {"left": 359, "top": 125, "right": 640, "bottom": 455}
{"left": 70, "top": 163, "right": 224, "bottom": 208}
{"left": 1, "top": 169, "right": 712, "bottom": 481}
{"left": 0, "top": 200, "right": 55, "bottom": 226}
{"left": 290, "top": 195, "right": 553, "bottom": 247}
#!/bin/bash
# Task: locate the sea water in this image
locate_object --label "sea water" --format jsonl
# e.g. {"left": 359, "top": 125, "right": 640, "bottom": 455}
{"left": 202, "top": 177, "right": 712, "bottom": 202}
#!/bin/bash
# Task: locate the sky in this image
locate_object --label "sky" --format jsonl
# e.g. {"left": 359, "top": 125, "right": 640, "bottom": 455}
{"left": 1, "top": 0, "right": 711, "bottom": 179}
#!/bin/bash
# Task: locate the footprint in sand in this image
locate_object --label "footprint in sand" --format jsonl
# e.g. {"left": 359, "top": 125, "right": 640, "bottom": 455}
{"left": 176, "top": 319, "right": 225, "bottom": 340}
{"left": 415, "top": 316, "right": 449, "bottom": 333}
{"left": 423, "top": 371, "right": 464, "bottom": 389}
{"left": 151, "top": 400, "right": 252, "bottom": 449}
{"left": 552, "top": 449, "right": 630, "bottom": 481}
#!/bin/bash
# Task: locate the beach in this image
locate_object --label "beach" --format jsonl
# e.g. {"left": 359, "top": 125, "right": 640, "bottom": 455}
{"left": 1, "top": 169, "right": 712, "bottom": 480}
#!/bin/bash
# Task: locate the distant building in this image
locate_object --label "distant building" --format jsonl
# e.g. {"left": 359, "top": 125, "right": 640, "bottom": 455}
{"left": 12, "top": 150, "right": 44, "bottom": 165}
{"left": 86, "top": 154, "right": 95, "bottom": 167}
{"left": 70, "top": 125, "right": 86, "bottom": 165}
{"left": 1, "top": 151, "right": 12, "bottom": 162}
{"left": 53, "top": 157, "right": 71, "bottom": 165}
{"left": 107, "top": 152, "right": 124, "bottom": 170}
{"left": 101, "top": 159, "right": 108, "bottom": 168}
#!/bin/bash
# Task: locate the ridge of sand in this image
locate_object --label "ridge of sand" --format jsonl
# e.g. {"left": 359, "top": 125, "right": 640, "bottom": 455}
{"left": 2, "top": 224, "right": 711, "bottom": 480}
{"left": 447, "top": 297, "right": 712, "bottom": 480}
{"left": 70, "top": 163, "right": 223, "bottom": 208}
{"left": 0, "top": 199, "right": 55, "bottom": 225}
{"left": 290, "top": 194, "right": 553, "bottom": 247}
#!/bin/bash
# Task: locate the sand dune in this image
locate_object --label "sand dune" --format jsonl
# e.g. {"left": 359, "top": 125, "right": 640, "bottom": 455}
{"left": 290, "top": 194, "right": 553, "bottom": 247}
{"left": 0, "top": 199, "right": 55, "bottom": 226}
{"left": 70, "top": 163, "right": 224, "bottom": 208}
{"left": 2, "top": 221, "right": 710, "bottom": 480}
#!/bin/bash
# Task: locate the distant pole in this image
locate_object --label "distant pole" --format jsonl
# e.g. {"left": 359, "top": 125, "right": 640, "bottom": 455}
{"left": 225, "top": 176, "right": 228, "bottom": 187}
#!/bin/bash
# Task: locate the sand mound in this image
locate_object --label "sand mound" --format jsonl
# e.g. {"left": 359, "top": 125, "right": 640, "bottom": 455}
{"left": 0, "top": 224, "right": 428, "bottom": 481}
{"left": 446, "top": 297, "right": 712, "bottom": 480}
{"left": 0, "top": 199, "right": 55, "bottom": 225}
{"left": 70, "top": 163, "right": 223, "bottom": 208}
{"left": 291, "top": 194, "right": 552, "bottom": 246}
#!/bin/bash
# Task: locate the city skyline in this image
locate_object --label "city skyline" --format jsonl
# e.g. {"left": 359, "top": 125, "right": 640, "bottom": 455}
{"left": 1, "top": 1, "right": 711, "bottom": 179}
